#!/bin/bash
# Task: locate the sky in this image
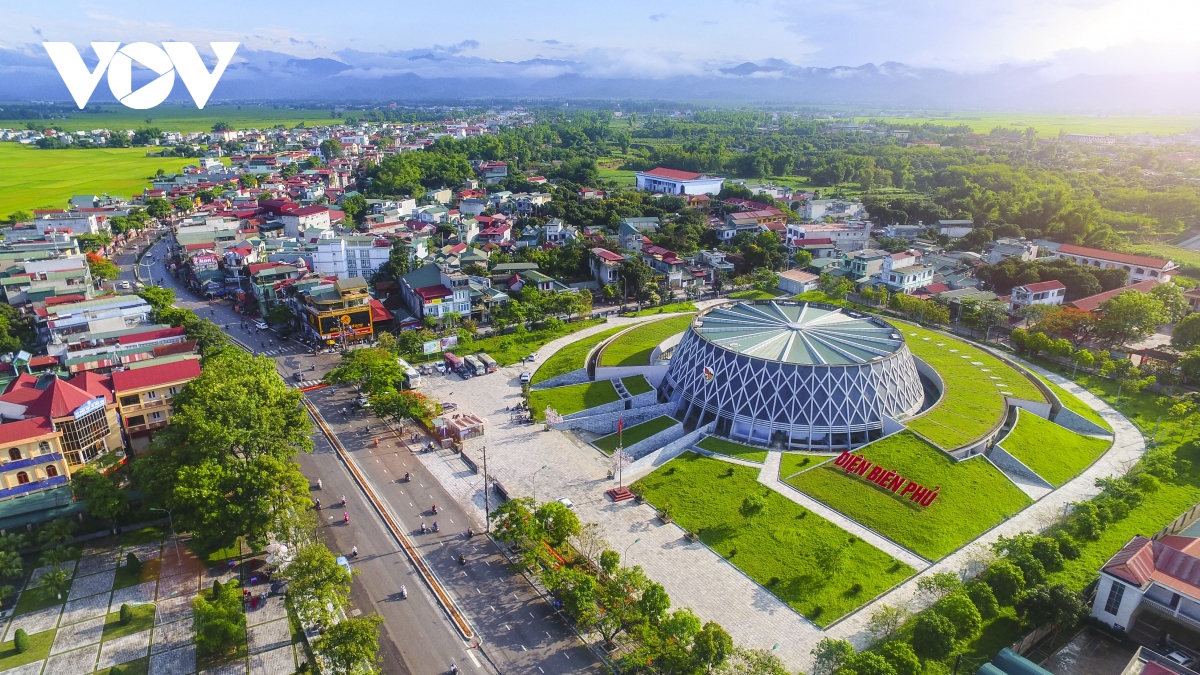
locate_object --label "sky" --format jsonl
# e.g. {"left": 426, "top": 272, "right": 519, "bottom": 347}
{"left": 3, "top": 0, "right": 1200, "bottom": 79}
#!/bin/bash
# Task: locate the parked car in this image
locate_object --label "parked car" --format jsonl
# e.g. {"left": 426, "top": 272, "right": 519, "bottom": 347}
{"left": 520, "top": 372, "right": 532, "bottom": 384}
{"left": 355, "top": 396, "right": 370, "bottom": 409}
{"left": 293, "top": 372, "right": 304, "bottom": 382}
{"left": 335, "top": 556, "right": 352, "bottom": 575}
{"left": 1167, "top": 651, "right": 1196, "bottom": 668}
{"left": 557, "top": 497, "right": 575, "bottom": 510}
{"left": 117, "top": 280, "right": 131, "bottom": 290}
{"left": 254, "top": 320, "right": 268, "bottom": 330}
{"left": 434, "top": 362, "right": 447, "bottom": 374}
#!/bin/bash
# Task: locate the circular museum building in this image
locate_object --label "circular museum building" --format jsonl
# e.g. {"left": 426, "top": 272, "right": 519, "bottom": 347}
{"left": 660, "top": 301, "right": 925, "bottom": 450}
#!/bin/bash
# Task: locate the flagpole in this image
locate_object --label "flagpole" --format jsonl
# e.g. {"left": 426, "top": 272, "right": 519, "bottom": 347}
{"left": 618, "top": 417, "right": 624, "bottom": 488}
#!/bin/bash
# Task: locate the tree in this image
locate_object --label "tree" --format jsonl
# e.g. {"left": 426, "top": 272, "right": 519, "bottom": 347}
{"left": 1150, "top": 283, "right": 1189, "bottom": 323}
{"left": 810, "top": 638, "right": 855, "bottom": 675}
{"left": 982, "top": 559, "right": 1026, "bottom": 604}
{"left": 713, "top": 647, "right": 791, "bottom": 675}
{"left": 133, "top": 351, "right": 313, "bottom": 553}
{"left": 145, "top": 197, "right": 172, "bottom": 219}
{"left": 319, "top": 139, "right": 344, "bottom": 160}
{"left": 739, "top": 493, "right": 767, "bottom": 523}
{"left": 911, "top": 612, "right": 957, "bottom": 660}
{"left": 325, "top": 348, "right": 405, "bottom": 396}
{"left": 879, "top": 642, "right": 920, "bottom": 675}
{"left": 370, "top": 390, "right": 436, "bottom": 424}
{"left": 490, "top": 497, "right": 542, "bottom": 550}
{"left": 691, "top": 621, "right": 734, "bottom": 672}
{"left": 138, "top": 286, "right": 176, "bottom": 311}
{"left": 595, "top": 565, "right": 654, "bottom": 646}
{"left": 283, "top": 543, "right": 352, "bottom": 629}
{"left": 38, "top": 566, "right": 71, "bottom": 601}
{"left": 965, "top": 580, "right": 1000, "bottom": 619}
{"left": 1096, "top": 290, "right": 1167, "bottom": 347}
{"left": 185, "top": 319, "right": 232, "bottom": 359}
{"left": 936, "top": 592, "right": 982, "bottom": 641}
{"left": 847, "top": 652, "right": 897, "bottom": 675}
{"left": 172, "top": 196, "right": 194, "bottom": 213}
{"left": 535, "top": 500, "right": 580, "bottom": 546}
{"left": 548, "top": 567, "right": 599, "bottom": 629}
{"left": 1015, "top": 584, "right": 1086, "bottom": 632}
{"left": 1025, "top": 331, "right": 1052, "bottom": 356}
{"left": 341, "top": 193, "right": 367, "bottom": 225}
{"left": 86, "top": 252, "right": 120, "bottom": 280}
{"left": 193, "top": 580, "right": 247, "bottom": 657}
{"left": 71, "top": 466, "right": 128, "bottom": 523}
{"left": 1172, "top": 313, "right": 1200, "bottom": 351}
{"left": 867, "top": 604, "right": 909, "bottom": 643}
{"left": 266, "top": 305, "right": 293, "bottom": 326}
{"left": 916, "top": 572, "right": 962, "bottom": 602}
{"left": 792, "top": 250, "right": 814, "bottom": 269}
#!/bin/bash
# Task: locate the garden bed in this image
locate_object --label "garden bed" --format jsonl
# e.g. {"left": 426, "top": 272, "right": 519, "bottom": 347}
{"left": 531, "top": 325, "right": 627, "bottom": 385}
{"left": 594, "top": 415, "right": 679, "bottom": 453}
{"left": 598, "top": 315, "right": 694, "bottom": 367}
{"left": 999, "top": 412, "right": 1112, "bottom": 487}
{"left": 527, "top": 381, "right": 621, "bottom": 421}
{"left": 785, "top": 431, "right": 1033, "bottom": 560}
{"left": 621, "top": 375, "right": 654, "bottom": 397}
{"left": 695, "top": 436, "right": 770, "bottom": 463}
{"left": 1031, "top": 371, "right": 1112, "bottom": 432}
{"left": 631, "top": 453, "right": 914, "bottom": 626}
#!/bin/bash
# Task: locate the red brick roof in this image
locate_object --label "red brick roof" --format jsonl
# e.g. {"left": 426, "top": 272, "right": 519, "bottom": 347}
{"left": 594, "top": 248, "right": 625, "bottom": 262}
{"left": 0, "top": 417, "right": 55, "bottom": 445}
{"left": 1056, "top": 244, "right": 1174, "bottom": 270}
{"left": 413, "top": 285, "right": 452, "bottom": 301}
{"left": 1067, "top": 279, "right": 1159, "bottom": 312}
{"left": 118, "top": 326, "right": 186, "bottom": 346}
{"left": 643, "top": 167, "right": 703, "bottom": 181}
{"left": 0, "top": 377, "right": 104, "bottom": 419}
{"left": 111, "top": 359, "right": 201, "bottom": 393}
{"left": 1016, "top": 280, "right": 1066, "bottom": 293}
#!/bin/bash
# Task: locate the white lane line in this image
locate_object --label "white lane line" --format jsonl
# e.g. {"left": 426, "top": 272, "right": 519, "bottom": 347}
{"left": 521, "top": 645, "right": 527, "bottom": 652}
{"left": 529, "top": 612, "right": 534, "bottom": 619}
{"left": 468, "top": 651, "right": 481, "bottom": 669}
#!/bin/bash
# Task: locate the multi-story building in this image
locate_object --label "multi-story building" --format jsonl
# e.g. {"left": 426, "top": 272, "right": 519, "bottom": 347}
{"left": 399, "top": 264, "right": 471, "bottom": 323}
{"left": 1092, "top": 534, "right": 1200, "bottom": 638}
{"left": 1010, "top": 280, "right": 1066, "bottom": 311}
{"left": 1053, "top": 244, "right": 1178, "bottom": 285}
{"left": 591, "top": 249, "right": 625, "bottom": 287}
{"left": 635, "top": 167, "right": 725, "bottom": 196}
{"left": 619, "top": 218, "right": 659, "bottom": 252}
{"left": 883, "top": 265, "right": 935, "bottom": 293}
{"left": 39, "top": 296, "right": 154, "bottom": 351}
{"left": 112, "top": 359, "right": 201, "bottom": 450}
{"left": 787, "top": 222, "right": 872, "bottom": 252}
{"left": 37, "top": 213, "right": 101, "bottom": 236}
{"left": 642, "top": 245, "right": 686, "bottom": 289}
{"left": 312, "top": 236, "right": 391, "bottom": 279}
{"left": 298, "top": 277, "right": 375, "bottom": 346}
{"left": 0, "top": 373, "right": 123, "bottom": 470}
{"left": 986, "top": 237, "right": 1039, "bottom": 265}
{"left": 0, "top": 417, "right": 70, "bottom": 504}
{"left": 0, "top": 255, "right": 94, "bottom": 305}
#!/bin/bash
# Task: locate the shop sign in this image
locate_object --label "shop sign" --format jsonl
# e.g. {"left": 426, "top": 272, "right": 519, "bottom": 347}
{"left": 423, "top": 340, "right": 439, "bottom": 355}
{"left": 833, "top": 451, "right": 940, "bottom": 507}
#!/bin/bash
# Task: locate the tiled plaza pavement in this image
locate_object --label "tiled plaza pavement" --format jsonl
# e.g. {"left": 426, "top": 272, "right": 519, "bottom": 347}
{"left": 74, "top": 551, "right": 118, "bottom": 578}
{"left": 109, "top": 581, "right": 156, "bottom": 614}
{"left": 157, "top": 573, "right": 199, "bottom": 602}
{"left": 199, "top": 659, "right": 248, "bottom": 675}
{"left": 96, "top": 630, "right": 151, "bottom": 669}
{"left": 149, "top": 644, "right": 197, "bottom": 675}
{"left": 400, "top": 309, "right": 1148, "bottom": 671}
{"left": 68, "top": 570, "right": 114, "bottom": 601}
{"left": 247, "top": 645, "right": 295, "bottom": 675}
{"left": 6, "top": 605, "right": 63, "bottom": 639}
{"left": 0, "top": 662, "right": 45, "bottom": 675}
{"left": 151, "top": 619, "right": 194, "bottom": 654}
{"left": 60, "top": 593, "right": 109, "bottom": 627}
{"left": 247, "top": 620, "right": 290, "bottom": 655}
{"left": 245, "top": 597, "right": 285, "bottom": 627}
{"left": 154, "top": 595, "right": 193, "bottom": 625}
{"left": 50, "top": 617, "right": 104, "bottom": 655}
{"left": 123, "top": 542, "right": 163, "bottom": 564}
{"left": 28, "top": 562, "right": 76, "bottom": 588}
{"left": 43, "top": 643, "right": 100, "bottom": 675}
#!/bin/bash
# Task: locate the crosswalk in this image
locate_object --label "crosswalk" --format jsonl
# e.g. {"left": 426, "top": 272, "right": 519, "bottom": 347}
{"left": 293, "top": 380, "right": 327, "bottom": 390}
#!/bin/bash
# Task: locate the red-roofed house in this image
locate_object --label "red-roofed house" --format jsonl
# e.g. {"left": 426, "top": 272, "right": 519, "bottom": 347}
{"left": 635, "top": 167, "right": 725, "bottom": 196}
{"left": 591, "top": 248, "right": 626, "bottom": 287}
{"left": 1054, "top": 244, "right": 1178, "bottom": 284}
{"left": 1093, "top": 533, "right": 1200, "bottom": 642}
{"left": 0, "top": 416, "right": 70, "bottom": 502}
{"left": 112, "top": 359, "right": 201, "bottom": 447}
{"left": 1010, "top": 280, "right": 1066, "bottom": 310}
{"left": 0, "top": 374, "right": 123, "bottom": 468}
{"left": 1067, "top": 279, "right": 1159, "bottom": 313}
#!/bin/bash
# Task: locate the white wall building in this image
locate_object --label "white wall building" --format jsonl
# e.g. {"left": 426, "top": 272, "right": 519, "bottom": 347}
{"left": 635, "top": 167, "right": 725, "bottom": 196}
{"left": 1091, "top": 534, "right": 1200, "bottom": 637}
{"left": 281, "top": 205, "right": 332, "bottom": 239}
{"left": 312, "top": 236, "right": 391, "bottom": 279}
{"left": 788, "top": 222, "right": 872, "bottom": 252}
{"left": 37, "top": 213, "right": 100, "bottom": 236}
{"left": 1053, "top": 244, "right": 1178, "bottom": 285}
{"left": 1010, "top": 280, "right": 1066, "bottom": 311}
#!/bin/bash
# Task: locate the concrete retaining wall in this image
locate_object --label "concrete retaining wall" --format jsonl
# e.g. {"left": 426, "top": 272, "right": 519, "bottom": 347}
{"left": 594, "top": 364, "right": 670, "bottom": 387}
{"left": 1007, "top": 396, "right": 1052, "bottom": 420}
{"left": 630, "top": 390, "right": 659, "bottom": 408}
{"left": 1053, "top": 407, "right": 1112, "bottom": 437}
{"left": 549, "top": 402, "right": 677, "bottom": 434}
{"left": 627, "top": 422, "right": 716, "bottom": 475}
{"left": 562, "top": 398, "right": 627, "bottom": 420}
{"left": 618, "top": 419, "right": 686, "bottom": 460}
{"left": 531, "top": 368, "right": 591, "bottom": 390}
{"left": 988, "top": 443, "right": 1053, "bottom": 490}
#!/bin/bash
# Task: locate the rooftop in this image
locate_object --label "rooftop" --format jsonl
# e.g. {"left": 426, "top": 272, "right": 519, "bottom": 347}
{"left": 1057, "top": 244, "right": 1176, "bottom": 270}
{"left": 693, "top": 301, "right": 904, "bottom": 366}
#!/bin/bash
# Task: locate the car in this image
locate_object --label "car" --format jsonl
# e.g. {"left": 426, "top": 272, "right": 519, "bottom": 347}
{"left": 254, "top": 320, "right": 268, "bottom": 330}
{"left": 335, "top": 556, "right": 352, "bottom": 575}
{"left": 293, "top": 372, "right": 304, "bottom": 382}
{"left": 557, "top": 497, "right": 575, "bottom": 510}
{"left": 355, "top": 396, "right": 370, "bottom": 409}
{"left": 1167, "top": 651, "right": 1196, "bottom": 668}
{"left": 117, "top": 280, "right": 131, "bottom": 290}
{"left": 520, "top": 372, "right": 532, "bottom": 384}
{"left": 434, "top": 362, "right": 447, "bottom": 374}
{"left": 527, "top": 352, "right": 539, "bottom": 361}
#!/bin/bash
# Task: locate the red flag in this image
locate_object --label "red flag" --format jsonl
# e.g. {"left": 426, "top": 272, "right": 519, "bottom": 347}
{"left": 617, "top": 418, "right": 623, "bottom": 434}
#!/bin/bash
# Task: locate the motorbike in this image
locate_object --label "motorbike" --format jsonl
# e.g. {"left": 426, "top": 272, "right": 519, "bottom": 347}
{"left": 433, "top": 521, "right": 439, "bottom": 532}
{"left": 341, "top": 496, "right": 347, "bottom": 508}
{"left": 458, "top": 554, "right": 466, "bottom": 566}
{"left": 467, "top": 527, "right": 473, "bottom": 538}
{"left": 420, "top": 522, "right": 427, "bottom": 534}
{"left": 314, "top": 499, "right": 321, "bottom": 510}
{"left": 343, "top": 512, "right": 349, "bottom": 525}
{"left": 431, "top": 504, "right": 437, "bottom": 515}
{"left": 400, "top": 585, "right": 407, "bottom": 599}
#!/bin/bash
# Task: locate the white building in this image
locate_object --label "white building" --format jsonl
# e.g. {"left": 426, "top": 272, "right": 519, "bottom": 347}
{"left": 635, "top": 167, "right": 724, "bottom": 196}
{"left": 1053, "top": 244, "right": 1178, "bottom": 285}
{"left": 777, "top": 269, "right": 820, "bottom": 295}
{"left": 801, "top": 199, "right": 865, "bottom": 222}
{"left": 37, "top": 213, "right": 100, "bottom": 236}
{"left": 1010, "top": 280, "right": 1065, "bottom": 311}
{"left": 787, "top": 222, "right": 872, "bottom": 252}
{"left": 312, "top": 236, "right": 391, "bottom": 279}
{"left": 883, "top": 265, "right": 935, "bottom": 293}
{"left": 987, "top": 238, "right": 1039, "bottom": 265}
{"left": 936, "top": 220, "right": 975, "bottom": 239}
{"left": 281, "top": 205, "right": 332, "bottom": 239}
{"left": 1092, "top": 534, "right": 1200, "bottom": 638}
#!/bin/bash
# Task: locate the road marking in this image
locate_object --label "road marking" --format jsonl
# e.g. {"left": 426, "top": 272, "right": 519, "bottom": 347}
{"left": 513, "top": 594, "right": 518, "bottom": 600}
{"left": 476, "top": 588, "right": 481, "bottom": 594}
{"left": 537, "top": 667, "right": 543, "bottom": 673}
{"left": 564, "top": 652, "right": 570, "bottom": 660}
{"left": 408, "top": 503, "right": 413, "bottom": 507}
{"left": 468, "top": 651, "right": 481, "bottom": 669}
{"left": 449, "top": 519, "right": 454, "bottom": 524}
{"left": 529, "top": 612, "right": 535, "bottom": 619}
{"left": 521, "top": 645, "right": 527, "bottom": 652}
{"left": 489, "top": 606, "right": 495, "bottom": 612}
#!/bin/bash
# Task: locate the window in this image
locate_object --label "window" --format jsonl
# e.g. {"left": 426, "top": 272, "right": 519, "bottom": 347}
{"left": 7, "top": 448, "right": 19, "bottom": 461}
{"left": 15, "top": 472, "right": 28, "bottom": 485}
{"left": 45, "top": 465, "right": 58, "bottom": 478}
{"left": 38, "top": 441, "right": 50, "bottom": 455}
{"left": 168, "top": 386, "right": 179, "bottom": 396}
{"left": 145, "top": 390, "right": 158, "bottom": 400}
{"left": 126, "top": 415, "right": 145, "bottom": 427}
{"left": 119, "top": 394, "right": 140, "bottom": 406}
{"left": 150, "top": 411, "right": 164, "bottom": 421}
{"left": 1103, "top": 580, "right": 1125, "bottom": 614}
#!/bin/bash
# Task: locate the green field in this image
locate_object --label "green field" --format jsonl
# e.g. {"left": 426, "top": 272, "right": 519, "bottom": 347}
{"left": 998, "top": 411, "right": 1111, "bottom": 487}
{"left": 786, "top": 431, "right": 1033, "bottom": 560}
{"left": 696, "top": 436, "right": 769, "bottom": 463}
{"left": 1031, "top": 372, "right": 1112, "bottom": 432}
{"left": 728, "top": 289, "right": 786, "bottom": 300}
{"left": 632, "top": 453, "right": 914, "bottom": 626}
{"left": 627, "top": 302, "right": 697, "bottom": 317}
{"left": 849, "top": 112, "right": 1200, "bottom": 137}
{"left": 779, "top": 452, "right": 837, "bottom": 478}
{"left": 599, "top": 315, "right": 694, "bottom": 367}
{"left": 527, "top": 380, "right": 620, "bottom": 421}
{"left": 530, "top": 325, "right": 627, "bottom": 385}
{"left": 621, "top": 375, "right": 654, "bottom": 396}
{"left": 898, "top": 322, "right": 1044, "bottom": 450}
{"left": 0, "top": 143, "right": 199, "bottom": 216}
{"left": 1, "top": 104, "right": 337, "bottom": 133}
{"left": 594, "top": 415, "right": 679, "bottom": 453}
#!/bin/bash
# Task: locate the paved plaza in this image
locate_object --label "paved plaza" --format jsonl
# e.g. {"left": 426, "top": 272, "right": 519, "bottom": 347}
{"left": 395, "top": 312, "right": 1146, "bottom": 671}
{"left": 0, "top": 532, "right": 306, "bottom": 675}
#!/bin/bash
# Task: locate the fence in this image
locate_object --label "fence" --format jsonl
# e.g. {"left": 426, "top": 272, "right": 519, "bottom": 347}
{"left": 1152, "top": 502, "right": 1200, "bottom": 540}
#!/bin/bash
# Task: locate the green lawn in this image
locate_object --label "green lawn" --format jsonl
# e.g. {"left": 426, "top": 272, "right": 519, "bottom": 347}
{"left": 528, "top": 381, "right": 620, "bottom": 421}
{"left": 97, "top": 656, "right": 150, "bottom": 675}
{"left": 102, "top": 604, "right": 156, "bottom": 642}
{"left": 632, "top": 453, "right": 914, "bottom": 626}
{"left": 599, "top": 315, "right": 694, "bottom": 367}
{"left": 531, "top": 326, "right": 627, "bottom": 385}
{"left": 594, "top": 415, "right": 679, "bottom": 454}
{"left": 113, "top": 558, "right": 162, "bottom": 591}
{"left": 786, "top": 431, "right": 1033, "bottom": 560}
{"left": 627, "top": 302, "right": 697, "bottom": 317}
{"left": 0, "top": 627, "right": 54, "bottom": 672}
{"left": 621, "top": 375, "right": 654, "bottom": 396}
{"left": 408, "top": 319, "right": 604, "bottom": 367}
{"left": 897, "top": 322, "right": 1044, "bottom": 450}
{"left": 779, "top": 453, "right": 838, "bottom": 479}
{"left": 120, "top": 527, "right": 164, "bottom": 547}
{"left": 696, "top": 436, "right": 770, "bottom": 463}
{"left": 0, "top": 144, "right": 202, "bottom": 217}
{"left": 999, "top": 412, "right": 1112, "bottom": 487}
{"left": 14, "top": 585, "right": 68, "bottom": 616}
{"left": 1031, "top": 371, "right": 1112, "bottom": 432}
{"left": 849, "top": 112, "right": 1200, "bottom": 136}
{"left": 728, "top": 289, "right": 785, "bottom": 300}
{"left": 0, "top": 104, "right": 336, "bottom": 133}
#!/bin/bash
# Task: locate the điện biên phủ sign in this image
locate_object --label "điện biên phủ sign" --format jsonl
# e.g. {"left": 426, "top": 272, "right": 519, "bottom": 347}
{"left": 833, "top": 451, "right": 940, "bottom": 507}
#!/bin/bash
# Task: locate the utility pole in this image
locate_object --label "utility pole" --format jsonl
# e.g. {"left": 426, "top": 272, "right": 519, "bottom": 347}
{"left": 482, "top": 445, "right": 490, "bottom": 533}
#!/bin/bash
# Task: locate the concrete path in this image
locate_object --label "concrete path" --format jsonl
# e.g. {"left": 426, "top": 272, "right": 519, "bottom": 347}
{"left": 757, "top": 452, "right": 931, "bottom": 571}
{"left": 821, "top": 357, "right": 1146, "bottom": 650}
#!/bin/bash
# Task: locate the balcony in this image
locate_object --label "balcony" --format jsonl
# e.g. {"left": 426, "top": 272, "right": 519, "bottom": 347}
{"left": 121, "top": 398, "right": 168, "bottom": 413}
{"left": 126, "top": 420, "right": 168, "bottom": 434}
{"left": 1141, "top": 595, "right": 1200, "bottom": 631}
{"left": 0, "top": 453, "right": 65, "bottom": 474}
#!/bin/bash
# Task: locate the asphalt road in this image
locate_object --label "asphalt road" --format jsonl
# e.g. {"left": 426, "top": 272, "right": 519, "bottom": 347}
{"left": 115, "top": 235, "right": 601, "bottom": 675}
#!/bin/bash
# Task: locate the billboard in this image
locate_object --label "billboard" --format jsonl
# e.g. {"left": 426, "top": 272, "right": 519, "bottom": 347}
{"left": 440, "top": 335, "right": 458, "bottom": 350}
{"left": 313, "top": 309, "right": 372, "bottom": 337}
{"left": 423, "top": 340, "right": 439, "bottom": 355}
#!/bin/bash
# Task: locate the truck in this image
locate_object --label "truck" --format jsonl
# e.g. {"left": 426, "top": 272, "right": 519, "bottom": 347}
{"left": 397, "top": 356, "right": 422, "bottom": 389}
{"left": 443, "top": 352, "right": 464, "bottom": 373}
{"left": 463, "top": 354, "right": 485, "bottom": 377}
{"left": 477, "top": 353, "right": 498, "bottom": 373}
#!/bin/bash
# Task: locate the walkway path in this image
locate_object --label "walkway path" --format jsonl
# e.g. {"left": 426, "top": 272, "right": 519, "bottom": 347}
{"left": 820, "top": 356, "right": 1146, "bottom": 649}
{"left": 757, "top": 452, "right": 930, "bottom": 570}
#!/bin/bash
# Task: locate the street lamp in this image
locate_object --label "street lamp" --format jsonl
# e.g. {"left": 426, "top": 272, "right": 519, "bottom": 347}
{"left": 150, "top": 507, "right": 179, "bottom": 563}
{"left": 623, "top": 537, "right": 641, "bottom": 566}
{"left": 532, "top": 465, "right": 548, "bottom": 498}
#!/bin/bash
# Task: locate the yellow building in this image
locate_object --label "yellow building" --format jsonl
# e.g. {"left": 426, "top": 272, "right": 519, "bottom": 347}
{"left": 111, "top": 358, "right": 202, "bottom": 450}
{"left": 0, "top": 417, "right": 70, "bottom": 500}
{"left": 301, "top": 277, "right": 374, "bottom": 345}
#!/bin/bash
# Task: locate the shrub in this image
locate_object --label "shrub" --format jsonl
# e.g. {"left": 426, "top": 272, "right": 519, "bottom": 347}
{"left": 13, "top": 628, "right": 28, "bottom": 653}
{"left": 965, "top": 581, "right": 1000, "bottom": 620}
{"left": 879, "top": 641, "right": 920, "bottom": 675}
{"left": 1031, "top": 537, "right": 1064, "bottom": 572}
{"left": 847, "top": 652, "right": 897, "bottom": 675}
{"left": 125, "top": 552, "right": 142, "bottom": 575}
{"left": 910, "top": 612, "right": 956, "bottom": 660}
{"left": 983, "top": 559, "right": 1026, "bottom": 605}
{"left": 936, "top": 592, "right": 982, "bottom": 642}
{"left": 1010, "top": 552, "right": 1046, "bottom": 587}
{"left": 1054, "top": 532, "right": 1081, "bottom": 560}
{"left": 120, "top": 603, "right": 133, "bottom": 625}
